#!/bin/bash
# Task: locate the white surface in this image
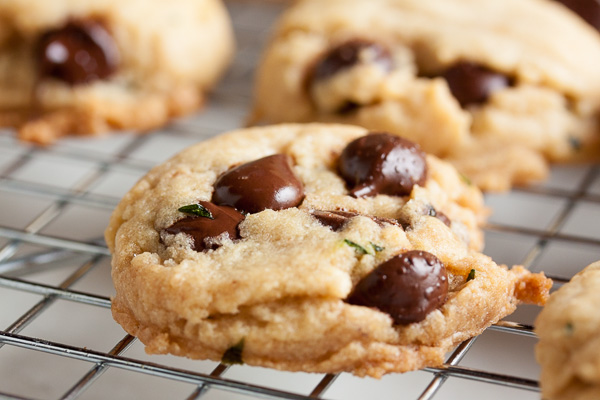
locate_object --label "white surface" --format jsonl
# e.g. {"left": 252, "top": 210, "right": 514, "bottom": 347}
{"left": 0, "top": 1, "right": 598, "bottom": 399}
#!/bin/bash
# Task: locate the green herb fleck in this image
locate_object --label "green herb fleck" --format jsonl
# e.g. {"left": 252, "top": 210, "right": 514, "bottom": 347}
{"left": 222, "top": 338, "right": 245, "bottom": 365}
{"left": 344, "top": 239, "right": 369, "bottom": 255}
{"left": 459, "top": 173, "right": 472, "bottom": 186}
{"left": 370, "top": 242, "right": 385, "bottom": 252}
{"left": 178, "top": 204, "right": 214, "bottom": 219}
{"left": 565, "top": 322, "right": 574, "bottom": 336}
{"left": 569, "top": 136, "right": 582, "bottom": 152}
{"left": 467, "top": 269, "right": 476, "bottom": 282}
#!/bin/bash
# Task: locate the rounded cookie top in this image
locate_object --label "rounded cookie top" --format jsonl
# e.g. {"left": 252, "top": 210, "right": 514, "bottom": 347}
{"left": 0, "top": 0, "right": 234, "bottom": 143}
{"left": 536, "top": 261, "right": 600, "bottom": 400}
{"left": 252, "top": 0, "right": 600, "bottom": 190}
{"left": 272, "top": 0, "right": 600, "bottom": 97}
{"left": 107, "top": 123, "right": 550, "bottom": 377}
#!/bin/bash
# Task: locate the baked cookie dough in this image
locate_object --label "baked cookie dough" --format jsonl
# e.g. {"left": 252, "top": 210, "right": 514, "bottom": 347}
{"left": 106, "top": 123, "right": 551, "bottom": 377}
{"left": 0, "top": 0, "right": 234, "bottom": 144}
{"left": 555, "top": 0, "right": 600, "bottom": 32}
{"left": 536, "top": 261, "right": 600, "bottom": 400}
{"left": 251, "top": 0, "right": 600, "bottom": 190}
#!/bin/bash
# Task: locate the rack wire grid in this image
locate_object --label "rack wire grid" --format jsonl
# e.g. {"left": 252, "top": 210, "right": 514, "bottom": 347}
{"left": 1, "top": 1, "right": 599, "bottom": 399}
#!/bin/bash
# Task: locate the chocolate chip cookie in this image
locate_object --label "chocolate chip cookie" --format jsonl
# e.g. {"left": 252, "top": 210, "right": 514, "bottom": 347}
{"left": 0, "top": 0, "right": 234, "bottom": 144}
{"left": 555, "top": 0, "right": 600, "bottom": 33}
{"left": 106, "top": 123, "right": 551, "bottom": 377}
{"left": 536, "top": 261, "right": 600, "bottom": 400}
{"left": 251, "top": 0, "right": 600, "bottom": 190}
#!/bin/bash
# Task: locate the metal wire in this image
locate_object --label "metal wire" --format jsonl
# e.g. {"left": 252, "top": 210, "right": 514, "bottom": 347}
{"left": 0, "top": 1, "right": 599, "bottom": 399}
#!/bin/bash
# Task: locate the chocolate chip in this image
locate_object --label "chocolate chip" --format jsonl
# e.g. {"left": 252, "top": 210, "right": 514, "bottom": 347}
{"left": 212, "top": 154, "right": 305, "bottom": 214}
{"left": 164, "top": 201, "right": 245, "bottom": 251}
{"left": 397, "top": 217, "right": 412, "bottom": 231}
{"left": 311, "top": 209, "right": 400, "bottom": 231}
{"left": 36, "top": 19, "right": 119, "bottom": 85}
{"left": 441, "top": 61, "right": 511, "bottom": 107}
{"left": 310, "top": 39, "right": 393, "bottom": 83}
{"left": 435, "top": 211, "right": 451, "bottom": 227}
{"left": 311, "top": 210, "right": 360, "bottom": 231}
{"left": 556, "top": 0, "right": 600, "bottom": 32}
{"left": 427, "top": 207, "right": 451, "bottom": 227}
{"left": 346, "top": 250, "right": 448, "bottom": 325}
{"left": 338, "top": 132, "right": 427, "bottom": 198}
{"left": 336, "top": 101, "right": 362, "bottom": 115}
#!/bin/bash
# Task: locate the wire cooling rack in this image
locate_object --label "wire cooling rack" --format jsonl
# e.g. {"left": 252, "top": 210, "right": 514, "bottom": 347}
{"left": 1, "top": 1, "right": 600, "bottom": 399}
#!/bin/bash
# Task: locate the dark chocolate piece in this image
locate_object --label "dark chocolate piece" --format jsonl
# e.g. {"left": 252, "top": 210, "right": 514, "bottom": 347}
{"left": 427, "top": 207, "right": 451, "bottom": 227}
{"left": 311, "top": 209, "right": 400, "bottom": 231}
{"left": 37, "top": 19, "right": 119, "bottom": 85}
{"left": 164, "top": 201, "right": 244, "bottom": 251}
{"left": 212, "top": 154, "right": 304, "bottom": 214}
{"left": 338, "top": 132, "right": 427, "bottom": 198}
{"left": 556, "top": 0, "right": 600, "bottom": 32}
{"left": 346, "top": 250, "right": 448, "bottom": 325}
{"left": 311, "top": 210, "right": 359, "bottom": 231}
{"left": 441, "top": 61, "right": 511, "bottom": 107}
{"left": 336, "top": 101, "right": 362, "bottom": 115}
{"left": 310, "top": 39, "right": 393, "bottom": 83}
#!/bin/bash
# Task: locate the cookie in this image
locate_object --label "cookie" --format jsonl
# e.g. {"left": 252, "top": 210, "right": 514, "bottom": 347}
{"left": 535, "top": 261, "right": 600, "bottom": 400}
{"left": 106, "top": 123, "right": 551, "bottom": 377}
{"left": 0, "top": 0, "right": 234, "bottom": 144}
{"left": 555, "top": 0, "right": 600, "bottom": 32}
{"left": 250, "top": 0, "right": 600, "bottom": 191}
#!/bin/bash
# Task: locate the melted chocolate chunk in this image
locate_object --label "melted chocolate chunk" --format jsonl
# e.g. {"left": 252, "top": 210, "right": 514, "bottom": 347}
{"left": 36, "top": 19, "right": 119, "bottom": 85}
{"left": 310, "top": 39, "right": 393, "bottom": 83}
{"left": 312, "top": 209, "right": 400, "bottom": 231}
{"left": 396, "top": 217, "right": 412, "bottom": 231}
{"left": 556, "top": 0, "right": 600, "bottom": 32}
{"left": 427, "top": 207, "right": 451, "bottom": 227}
{"left": 436, "top": 211, "right": 451, "bottom": 226}
{"left": 441, "top": 61, "right": 511, "bottom": 107}
{"left": 311, "top": 210, "right": 360, "bottom": 231}
{"left": 346, "top": 250, "right": 448, "bottom": 325}
{"left": 164, "top": 201, "right": 244, "bottom": 251}
{"left": 336, "top": 101, "right": 362, "bottom": 115}
{"left": 212, "top": 154, "right": 305, "bottom": 214}
{"left": 338, "top": 132, "right": 427, "bottom": 198}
